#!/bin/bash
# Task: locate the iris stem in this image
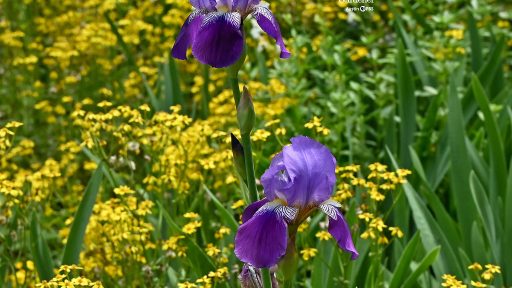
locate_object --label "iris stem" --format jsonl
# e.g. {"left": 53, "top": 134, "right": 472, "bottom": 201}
{"left": 229, "top": 68, "right": 241, "bottom": 107}
{"left": 261, "top": 268, "right": 272, "bottom": 288}
{"left": 229, "top": 65, "right": 258, "bottom": 203}
{"left": 242, "top": 132, "right": 258, "bottom": 202}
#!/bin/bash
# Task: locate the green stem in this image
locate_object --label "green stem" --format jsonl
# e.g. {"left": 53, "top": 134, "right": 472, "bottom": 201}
{"left": 242, "top": 132, "right": 258, "bottom": 202}
{"left": 262, "top": 268, "right": 272, "bottom": 288}
{"left": 230, "top": 69, "right": 241, "bottom": 107}
{"left": 201, "top": 64, "right": 210, "bottom": 119}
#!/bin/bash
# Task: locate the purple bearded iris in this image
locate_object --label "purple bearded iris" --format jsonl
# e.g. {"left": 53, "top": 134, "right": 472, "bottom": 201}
{"left": 234, "top": 136, "right": 359, "bottom": 268}
{"left": 171, "top": 0, "right": 290, "bottom": 68}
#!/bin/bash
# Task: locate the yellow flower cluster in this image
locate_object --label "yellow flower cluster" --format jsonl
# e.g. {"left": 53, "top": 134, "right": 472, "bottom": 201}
{"left": 178, "top": 267, "right": 229, "bottom": 288}
{"left": 442, "top": 262, "right": 501, "bottom": 288}
{"left": 300, "top": 248, "right": 318, "bottom": 261}
{"left": 335, "top": 163, "right": 410, "bottom": 244}
{"left": 304, "top": 116, "right": 330, "bottom": 136}
{"left": 35, "top": 265, "right": 103, "bottom": 288}
{"left": 60, "top": 194, "right": 156, "bottom": 278}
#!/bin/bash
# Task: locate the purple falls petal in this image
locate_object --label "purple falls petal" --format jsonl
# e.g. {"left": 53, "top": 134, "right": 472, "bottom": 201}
{"left": 252, "top": 6, "right": 290, "bottom": 58}
{"left": 327, "top": 207, "right": 359, "bottom": 260}
{"left": 235, "top": 207, "right": 288, "bottom": 268}
{"left": 190, "top": 0, "right": 216, "bottom": 10}
{"left": 171, "top": 12, "right": 204, "bottom": 60}
{"left": 261, "top": 152, "right": 293, "bottom": 201}
{"left": 191, "top": 12, "right": 244, "bottom": 68}
{"left": 242, "top": 198, "right": 269, "bottom": 223}
{"left": 281, "top": 136, "right": 336, "bottom": 206}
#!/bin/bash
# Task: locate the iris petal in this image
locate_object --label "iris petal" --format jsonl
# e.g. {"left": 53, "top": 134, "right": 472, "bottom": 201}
{"left": 281, "top": 136, "right": 336, "bottom": 206}
{"left": 191, "top": 12, "right": 244, "bottom": 68}
{"left": 261, "top": 152, "right": 293, "bottom": 201}
{"left": 252, "top": 6, "right": 291, "bottom": 58}
{"left": 233, "top": 0, "right": 260, "bottom": 11}
{"left": 190, "top": 0, "right": 216, "bottom": 10}
{"left": 171, "top": 12, "right": 204, "bottom": 60}
{"left": 326, "top": 206, "right": 359, "bottom": 260}
{"left": 241, "top": 198, "right": 269, "bottom": 223}
{"left": 235, "top": 206, "right": 288, "bottom": 268}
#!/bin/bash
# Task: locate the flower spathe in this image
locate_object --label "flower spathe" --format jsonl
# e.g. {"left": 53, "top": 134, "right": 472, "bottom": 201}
{"left": 172, "top": 0, "right": 291, "bottom": 68}
{"left": 235, "top": 136, "right": 359, "bottom": 268}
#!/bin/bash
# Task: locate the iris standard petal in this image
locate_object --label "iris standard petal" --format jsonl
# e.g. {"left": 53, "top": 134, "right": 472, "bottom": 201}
{"left": 252, "top": 5, "right": 291, "bottom": 58}
{"left": 261, "top": 152, "right": 293, "bottom": 201}
{"left": 171, "top": 12, "right": 204, "bottom": 60}
{"left": 241, "top": 198, "right": 269, "bottom": 223}
{"left": 235, "top": 207, "right": 288, "bottom": 268}
{"left": 281, "top": 136, "right": 336, "bottom": 206}
{"left": 190, "top": 0, "right": 216, "bottom": 10}
{"left": 233, "top": 0, "right": 260, "bottom": 11}
{"left": 191, "top": 12, "right": 244, "bottom": 68}
{"left": 326, "top": 207, "right": 359, "bottom": 260}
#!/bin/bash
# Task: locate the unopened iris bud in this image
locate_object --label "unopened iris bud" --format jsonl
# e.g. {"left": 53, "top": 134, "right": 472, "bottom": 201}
{"left": 237, "top": 87, "right": 255, "bottom": 135}
{"left": 231, "top": 133, "right": 247, "bottom": 181}
{"left": 239, "top": 264, "right": 279, "bottom": 288}
{"left": 239, "top": 264, "right": 262, "bottom": 288}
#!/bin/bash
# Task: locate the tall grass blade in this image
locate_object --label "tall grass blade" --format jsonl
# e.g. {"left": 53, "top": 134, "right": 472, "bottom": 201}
{"left": 30, "top": 212, "right": 55, "bottom": 280}
{"left": 468, "top": 12, "right": 483, "bottom": 72}
{"left": 389, "top": 232, "right": 420, "bottom": 288}
{"left": 471, "top": 74, "right": 507, "bottom": 203}
{"left": 503, "top": 157, "right": 512, "bottom": 284}
{"left": 203, "top": 184, "right": 239, "bottom": 232}
{"left": 447, "top": 67, "right": 476, "bottom": 250}
{"left": 396, "top": 41, "right": 416, "bottom": 168}
{"left": 402, "top": 246, "right": 441, "bottom": 288}
{"left": 62, "top": 163, "right": 104, "bottom": 265}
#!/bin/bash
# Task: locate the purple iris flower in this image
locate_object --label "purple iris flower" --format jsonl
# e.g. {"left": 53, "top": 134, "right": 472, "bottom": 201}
{"left": 171, "top": 0, "right": 291, "bottom": 68}
{"left": 234, "top": 136, "right": 359, "bottom": 268}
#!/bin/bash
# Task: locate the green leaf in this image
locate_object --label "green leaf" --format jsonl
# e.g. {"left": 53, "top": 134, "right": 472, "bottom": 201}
{"left": 469, "top": 172, "right": 496, "bottom": 249}
{"left": 396, "top": 41, "right": 416, "bottom": 168}
{"left": 471, "top": 74, "right": 507, "bottom": 203}
{"left": 389, "top": 232, "right": 420, "bottom": 288}
{"left": 62, "top": 163, "right": 104, "bottom": 265}
{"left": 30, "top": 212, "right": 55, "bottom": 280}
{"left": 468, "top": 12, "right": 483, "bottom": 72}
{"left": 402, "top": 246, "right": 441, "bottom": 288}
{"left": 447, "top": 68, "right": 476, "bottom": 249}
{"left": 388, "top": 149, "right": 464, "bottom": 278}
{"left": 203, "top": 184, "right": 239, "bottom": 232}
{"left": 503, "top": 156, "right": 512, "bottom": 283}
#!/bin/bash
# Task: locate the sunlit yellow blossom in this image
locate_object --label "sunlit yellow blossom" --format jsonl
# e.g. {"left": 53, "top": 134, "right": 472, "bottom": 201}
{"left": 315, "top": 231, "right": 332, "bottom": 240}
{"left": 184, "top": 212, "right": 200, "bottom": 219}
{"left": 471, "top": 281, "right": 487, "bottom": 288}
{"left": 231, "top": 200, "right": 245, "bottom": 209}
{"left": 182, "top": 221, "right": 202, "bottom": 234}
{"left": 300, "top": 248, "right": 318, "bottom": 261}
{"left": 113, "top": 185, "right": 135, "bottom": 195}
{"left": 388, "top": 227, "right": 404, "bottom": 238}
{"left": 468, "top": 263, "right": 482, "bottom": 270}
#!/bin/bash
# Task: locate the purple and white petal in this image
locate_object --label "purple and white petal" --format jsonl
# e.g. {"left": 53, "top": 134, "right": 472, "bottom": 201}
{"left": 322, "top": 204, "right": 359, "bottom": 260}
{"left": 233, "top": 0, "right": 260, "bottom": 11}
{"left": 281, "top": 136, "right": 336, "bottom": 206}
{"left": 191, "top": 12, "right": 244, "bottom": 68}
{"left": 171, "top": 12, "right": 204, "bottom": 60}
{"left": 242, "top": 198, "right": 269, "bottom": 223}
{"left": 235, "top": 206, "right": 288, "bottom": 268}
{"left": 252, "top": 5, "right": 291, "bottom": 58}
{"left": 261, "top": 152, "right": 293, "bottom": 201}
{"left": 190, "top": 0, "right": 216, "bottom": 10}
